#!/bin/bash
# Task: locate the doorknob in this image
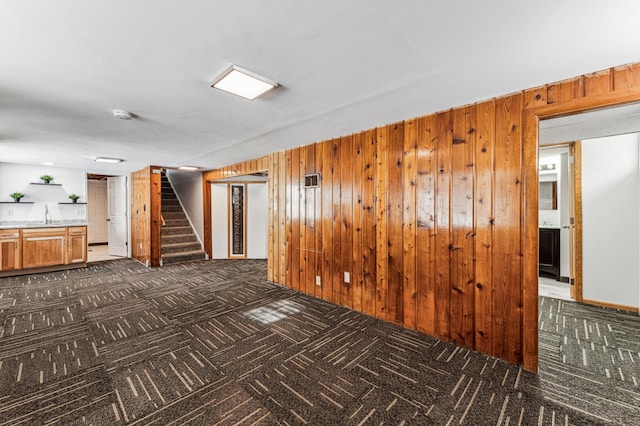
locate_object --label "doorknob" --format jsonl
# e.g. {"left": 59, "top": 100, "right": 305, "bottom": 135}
{"left": 562, "top": 225, "right": 571, "bottom": 229}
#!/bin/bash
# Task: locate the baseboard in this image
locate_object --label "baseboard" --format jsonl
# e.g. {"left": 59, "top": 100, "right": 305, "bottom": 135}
{"left": 582, "top": 298, "right": 639, "bottom": 314}
{"left": 559, "top": 276, "right": 570, "bottom": 283}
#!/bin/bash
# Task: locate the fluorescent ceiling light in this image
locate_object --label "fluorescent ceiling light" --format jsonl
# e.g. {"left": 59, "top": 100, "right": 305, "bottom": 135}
{"left": 178, "top": 166, "right": 199, "bottom": 171}
{"left": 95, "top": 157, "right": 123, "bottom": 163}
{"left": 212, "top": 65, "right": 277, "bottom": 100}
{"left": 42, "top": 162, "right": 54, "bottom": 166}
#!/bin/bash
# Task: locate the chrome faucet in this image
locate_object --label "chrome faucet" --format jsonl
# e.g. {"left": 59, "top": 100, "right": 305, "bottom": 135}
{"left": 44, "top": 204, "right": 49, "bottom": 224}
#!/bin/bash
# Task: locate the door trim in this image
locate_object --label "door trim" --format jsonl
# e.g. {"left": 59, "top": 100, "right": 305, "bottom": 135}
{"left": 523, "top": 86, "right": 640, "bottom": 372}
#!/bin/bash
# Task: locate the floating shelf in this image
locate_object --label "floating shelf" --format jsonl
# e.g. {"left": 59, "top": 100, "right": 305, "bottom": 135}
{"left": 29, "top": 183, "right": 62, "bottom": 186}
{"left": 0, "top": 201, "right": 35, "bottom": 204}
{"left": 58, "top": 202, "right": 87, "bottom": 205}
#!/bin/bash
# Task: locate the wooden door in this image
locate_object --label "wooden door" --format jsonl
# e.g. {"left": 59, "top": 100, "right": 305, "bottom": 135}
{"left": 67, "top": 227, "right": 87, "bottom": 264}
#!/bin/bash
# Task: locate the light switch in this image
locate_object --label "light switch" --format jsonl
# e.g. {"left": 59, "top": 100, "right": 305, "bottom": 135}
{"left": 344, "top": 272, "right": 350, "bottom": 283}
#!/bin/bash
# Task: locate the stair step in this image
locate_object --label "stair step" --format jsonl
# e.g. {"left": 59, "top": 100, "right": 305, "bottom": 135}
{"left": 162, "top": 205, "right": 183, "bottom": 212}
{"left": 162, "top": 234, "right": 198, "bottom": 244}
{"left": 162, "top": 212, "right": 186, "bottom": 220}
{"left": 164, "top": 218, "right": 190, "bottom": 227}
{"left": 162, "top": 241, "right": 202, "bottom": 254}
{"left": 162, "top": 250, "right": 206, "bottom": 265}
{"left": 161, "top": 226, "right": 193, "bottom": 235}
{"left": 162, "top": 199, "right": 180, "bottom": 206}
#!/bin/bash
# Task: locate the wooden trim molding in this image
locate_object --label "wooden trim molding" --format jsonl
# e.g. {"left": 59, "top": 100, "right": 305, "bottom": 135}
{"left": 582, "top": 298, "right": 639, "bottom": 314}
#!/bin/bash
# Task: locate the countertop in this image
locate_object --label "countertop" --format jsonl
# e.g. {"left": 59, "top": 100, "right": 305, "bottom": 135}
{"left": 0, "top": 221, "right": 88, "bottom": 230}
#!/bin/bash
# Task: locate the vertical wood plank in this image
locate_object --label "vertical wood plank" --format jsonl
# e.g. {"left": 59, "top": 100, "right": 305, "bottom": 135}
{"left": 306, "top": 144, "right": 317, "bottom": 296}
{"left": 268, "top": 154, "right": 276, "bottom": 282}
{"left": 613, "top": 63, "right": 640, "bottom": 91}
{"left": 299, "top": 147, "right": 307, "bottom": 294}
{"left": 291, "top": 148, "right": 300, "bottom": 291}
{"left": 493, "top": 93, "right": 523, "bottom": 364}
{"left": 435, "top": 110, "right": 452, "bottom": 340}
{"left": 202, "top": 175, "right": 212, "bottom": 259}
{"left": 352, "top": 132, "right": 364, "bottom": 312}
{"left": 583, "top": 69, "right": 613, "bottom": 97}
{"left": 362, "top": 129, "right": 377, "bottom": 317}
{"left": 285, "top": 151, "right": 293, "bottom": 288}
{"left": 474, "top": 99, "right": 495, "bottom": 355}
{"left": 387, "top": 123, "right": 404, "bottom": 324}
{"left": 340, "top": 135, "right": 354, "bottom": 308}
{"left": 332, "top": 139, "right": 342, "bottom": 304}
{"left": 314, "top": 143, "right": 323, "bottom": 298}
{"left": 278, "top": 151, "right": 287, "bottom": 285}
{"left": 416, "top": 115, "right": 437, "bottom": 335}
{"left": 322, "top": 140, "right": 334, "bottom": 302}
{"left": 402, "top": 119, "right": 417, "bottom": 329}
{"left": 450, "top": 106, "right": 475, "bottom": 347}
{"left": 150, "top": 168, "right": 162, "bottom": 267}
{"left": 375, "top": 126, "right": 388, "bottom": 320}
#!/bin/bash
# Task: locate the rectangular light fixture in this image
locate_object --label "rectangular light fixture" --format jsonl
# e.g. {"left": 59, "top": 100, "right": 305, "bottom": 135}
{"left": 178, "top": 166, "right": 199, "bottom": 171}
{"left": 95, "top": 157, "right": 123, "bottom": 163}
{"left": 211, "top": 65, "right": 278, "bottom": 100}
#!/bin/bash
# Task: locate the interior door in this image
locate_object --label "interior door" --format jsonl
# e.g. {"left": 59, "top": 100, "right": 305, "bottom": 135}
{"left": 107, "top": 176, "right": 128, "bottom": 256}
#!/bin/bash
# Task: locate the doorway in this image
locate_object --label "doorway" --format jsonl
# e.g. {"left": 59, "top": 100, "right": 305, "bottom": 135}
{"left": 86, "top": 174, "right": 129, "bottom": 262}
{"left": 538, "top": 144, "right": 577, "bottom": 302}
{"left": 210, "top": 175, "right": 268, "bottom": 259}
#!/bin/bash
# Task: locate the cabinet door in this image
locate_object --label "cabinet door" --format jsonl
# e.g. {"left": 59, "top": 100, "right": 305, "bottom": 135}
{"left": 22, "top": 229, "right": 66, "bottom": 269}
{"left": 68, "top": 233, "right": 87, "bottom": 264}
{"left": 0, "top": 238, "right": 21, "bottom": 271}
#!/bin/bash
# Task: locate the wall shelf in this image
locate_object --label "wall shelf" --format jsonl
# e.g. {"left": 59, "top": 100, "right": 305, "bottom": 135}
{"left": 58, "top": 202, "right": 87, "bottom": 205}
{"left": 29, "top": 183, "right": 62, "bottom": 186}
{"left": 0, "top": 201, "right": 35, "bottom": 204}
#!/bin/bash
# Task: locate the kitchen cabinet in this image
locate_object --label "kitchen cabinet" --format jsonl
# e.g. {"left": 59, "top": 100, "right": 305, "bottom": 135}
{"left": 67, "top": 226, "right": 87, "bottom": 264}
{"left": 0, "top": 229, "right": 21, "bottom": 271}
{"left": 22, "top": 227, "right": 67, "bottom": 269}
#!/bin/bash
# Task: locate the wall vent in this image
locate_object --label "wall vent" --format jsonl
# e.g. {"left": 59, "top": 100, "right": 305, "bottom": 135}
{"left": 304, "top": 173, "right": 320, "bottom": 188}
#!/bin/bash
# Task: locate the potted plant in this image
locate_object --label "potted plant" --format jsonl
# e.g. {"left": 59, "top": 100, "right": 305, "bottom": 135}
{"left": 40, "top": 175, "right": 54, "bottom": 184}
{"left": 10, "top": 192, "right": 25, "bottom": 202}
{"left": 68, "top": 194, "right": 80, "bottom": 204}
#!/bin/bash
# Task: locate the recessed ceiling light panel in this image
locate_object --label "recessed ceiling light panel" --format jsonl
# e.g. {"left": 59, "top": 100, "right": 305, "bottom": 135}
{"left": 211, "top": 65, "right": 277, "bottom": 100}
{"left": 42, "top": 162, "right": 54, "bottom": 166}
{"left": 95, "top": 157, "right": 123, "bottom": 163}
{"left": 178, "top": 166, "right": 199, "bottom": 171}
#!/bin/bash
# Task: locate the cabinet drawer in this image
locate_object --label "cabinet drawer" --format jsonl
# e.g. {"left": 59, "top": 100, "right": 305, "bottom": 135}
{"left": 0, "top": 230, "right": 19, "bottom": 239}
{"left": 68, "top": 226, "right": 87, "bottom": 235}
{"left": 22, "top": 228, "right": 66, "bottom": 238}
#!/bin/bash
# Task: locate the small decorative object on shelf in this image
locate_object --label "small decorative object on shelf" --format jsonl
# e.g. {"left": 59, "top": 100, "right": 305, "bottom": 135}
{"left": 40, "top": 175, "right": 54, "bottom": 184}
{"left": 10, "top": 192, "right": 25, "bottom": 202}
{"left": 68, "top": 194, "right": 80, "bottom": 204}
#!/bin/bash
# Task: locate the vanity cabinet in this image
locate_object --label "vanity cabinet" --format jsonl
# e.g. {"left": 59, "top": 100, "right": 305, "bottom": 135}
{"left": 539, "top": 227, "right": 560, "bottom": 280}
{"left": 22, "top": 228, "right": 67, "bottom": 269}
{"left": 0, "top": 229, "right": 21, "bottom": 271}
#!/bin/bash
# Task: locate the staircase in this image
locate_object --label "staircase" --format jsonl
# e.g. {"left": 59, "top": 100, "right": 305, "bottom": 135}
{"left": 160, "top": 173, "right": 206, "bottom": 265}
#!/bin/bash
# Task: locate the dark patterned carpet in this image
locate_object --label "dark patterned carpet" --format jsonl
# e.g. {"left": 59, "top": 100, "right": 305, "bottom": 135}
{"left": 0, "top": 259, "right": 638, "bottom": 425}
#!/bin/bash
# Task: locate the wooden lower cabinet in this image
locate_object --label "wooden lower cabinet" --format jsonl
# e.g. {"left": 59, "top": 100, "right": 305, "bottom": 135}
{"left": 22, "top": 228, "right": 67, "bottom": 269}
{"left": 0, "top": 229, "right": 21, "bottom": 271}
{"left": 67, "top": 227, "right": 88, "bottom": 264}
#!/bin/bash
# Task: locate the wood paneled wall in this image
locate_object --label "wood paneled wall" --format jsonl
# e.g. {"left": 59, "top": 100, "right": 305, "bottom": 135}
{"left": 202, "top": 62, "right": 640, "bottom": 370}
{"left": 131, "top": 166, "right": 162, "bottom": 267}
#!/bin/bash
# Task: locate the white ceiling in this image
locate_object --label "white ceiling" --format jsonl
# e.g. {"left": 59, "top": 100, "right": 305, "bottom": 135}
{"left": 2, "top": 0, "right": 640, "bottom": 174}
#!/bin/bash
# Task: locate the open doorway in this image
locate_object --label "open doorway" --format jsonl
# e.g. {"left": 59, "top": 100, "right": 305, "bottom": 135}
{"left": 87, "top": 174, "right": 129, "bottom": 263}
{"left": 210, "top": 174, "right": 268, "bottom": 259}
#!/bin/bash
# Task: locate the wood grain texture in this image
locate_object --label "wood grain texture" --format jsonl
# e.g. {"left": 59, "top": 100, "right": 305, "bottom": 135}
{"left": 199, "top": 61, "right": 640, "bottom": 372}
{"left": 387, "top": 123, "right": 404, "bottom": 324}
{"left": 435, "top": 111, "right": 452, "bottom": 340}
{"left": 402, "top": 119, "right": 417, "bottom": 329}
{"left": 450, "top": 106, "right": 475, "bottom": 347}
{"left": 415, "top": 115, "right": 436, "bottom": 335}
{"left": 573, "top": 142, "right": 583, "bottom": 303}
{"left": 474, "top": 100, "right": 495, "bottom": 354}
{"left": 131, "top": 167, "right": 152, "bottom": 265}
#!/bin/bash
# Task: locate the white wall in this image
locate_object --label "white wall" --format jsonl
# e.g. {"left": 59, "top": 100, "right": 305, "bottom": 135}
{"left": 582, "top": 133, "right": 639, "bottom": 309}
{"left": 211, "top": 182, "right": 268, "bottom": 259}
{"left": 0, "top": 163, "right": 87, "bottom": 223}
{"left": 87, "top": 180, "right": 108, "bottom": 243}
{"left": 166, "top": 170, "right": 204, "bottom": 245}
{"left": 247, "top": 183, "right": 268, "bottom": 259}
{"left": 211, "top": 184, "right": 228, "bottom": 259}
